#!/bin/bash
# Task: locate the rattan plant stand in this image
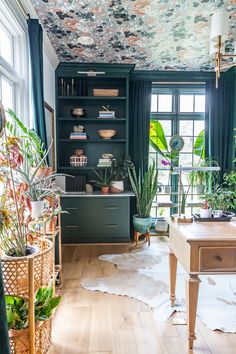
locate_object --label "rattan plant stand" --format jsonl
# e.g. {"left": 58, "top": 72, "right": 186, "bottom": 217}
{"left": 1, "top": 238, "right": 53, "bottom": 354}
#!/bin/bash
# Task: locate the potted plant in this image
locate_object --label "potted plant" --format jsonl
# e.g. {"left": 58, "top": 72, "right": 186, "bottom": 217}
{"left": 199, "top": 200, "right": 212, "bottom": 218}
{"left": 203, "top": 187, "right": 235, "bottom": 217}
{"left": 6, "top": 284, "right": 61, "bottom": 352}
{"left": 128, "top": 162, "right": 158, "bottom": 233}
{"left": 188, "top": 158, "right": 220, "bottom": 194}
{"left": 155, "top": 207, "right": 168, "bottom": 234}
{"left": 110, "top": 158, "right": 129, "bottom": 193}
{"left": 90, "top": 168, "right": 112, "bottom": 193}
{"left": 6, "top": 109, "right": 53, "bottom": 176}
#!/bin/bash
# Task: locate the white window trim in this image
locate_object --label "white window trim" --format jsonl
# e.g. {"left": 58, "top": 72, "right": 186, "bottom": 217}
{"left": 0, "top": 0, "right": 29, "bottom": 124}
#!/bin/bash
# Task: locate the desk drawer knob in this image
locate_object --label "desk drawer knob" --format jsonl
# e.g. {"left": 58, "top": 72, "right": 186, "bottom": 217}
{"left": 215, "top": 255, "right": 222, "bottom": 262}
{"left": 105, "top": 224, "right": 118, "bottom": 228}
{"left": 66, "top": 225, "right": 79, "bottom": 228}
{"left": 106, "top": 206, "right": 118, "bottom": 210}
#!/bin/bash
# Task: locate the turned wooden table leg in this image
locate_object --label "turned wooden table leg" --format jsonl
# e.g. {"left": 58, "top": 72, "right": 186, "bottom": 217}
{"left": 169, "top": 249, "right": 177, "bottom": 307}
{"left": 186, "top": 275, "right": 200, "bottom": 349}
{"left": 146, "top": 232, "right": 150, "bottom": 246}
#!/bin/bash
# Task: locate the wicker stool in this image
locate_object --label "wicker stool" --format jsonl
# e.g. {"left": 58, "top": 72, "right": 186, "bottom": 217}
{"left": 134, "top": 231, "right": 150, "bottom": 246}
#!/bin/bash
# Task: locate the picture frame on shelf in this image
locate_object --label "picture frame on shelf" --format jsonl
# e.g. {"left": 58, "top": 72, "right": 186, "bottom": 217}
{"left": 44, "top": 101, "right": 55, "bottom": 170}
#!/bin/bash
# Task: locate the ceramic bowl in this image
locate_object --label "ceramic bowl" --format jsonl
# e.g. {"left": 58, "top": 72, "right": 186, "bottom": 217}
{"left": 72, "top": 108, "right": 85, "bottom": 117}
{"left": 98, "top": 129, "right": 116, "bottom": 139}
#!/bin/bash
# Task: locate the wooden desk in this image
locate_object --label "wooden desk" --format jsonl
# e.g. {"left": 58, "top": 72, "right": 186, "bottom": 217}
{"left": 169, "top": 221, "right": 236, "bottom": 349}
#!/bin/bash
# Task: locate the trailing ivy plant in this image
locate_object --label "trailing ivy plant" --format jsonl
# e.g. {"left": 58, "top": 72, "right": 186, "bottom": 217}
{"left": 6, "top": 285, "right": 61, "bottom": 330}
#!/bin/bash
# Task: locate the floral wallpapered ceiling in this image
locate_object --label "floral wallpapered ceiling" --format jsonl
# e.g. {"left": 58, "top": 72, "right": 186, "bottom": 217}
{"left": 31, "top": 0, "right": 236, "bottom": 71}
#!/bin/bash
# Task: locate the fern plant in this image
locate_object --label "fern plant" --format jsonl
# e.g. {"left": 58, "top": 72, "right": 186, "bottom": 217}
{"left": 128, "top": 163, "right": 158, "bottom": 218}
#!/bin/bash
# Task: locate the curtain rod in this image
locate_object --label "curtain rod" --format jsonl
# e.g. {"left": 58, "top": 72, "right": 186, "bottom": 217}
{"left": 152, "top": 82, "right": 206, "bottom": 84}
{"left": 15, "top": 0, "right": 29, "bottom": 19}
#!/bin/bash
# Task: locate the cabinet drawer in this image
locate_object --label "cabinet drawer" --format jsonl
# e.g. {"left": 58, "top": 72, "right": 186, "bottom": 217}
{"left": 61, "top": 197, "right": 129, "bottom": 218}
{"left": 199, "top": 247, "right": 236, "bottom": 271}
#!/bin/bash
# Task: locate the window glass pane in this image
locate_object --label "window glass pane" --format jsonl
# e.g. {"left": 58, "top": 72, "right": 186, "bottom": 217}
{"left": 151, "top": 94, "right": 157, "bottom": 112}
{"left": 179, "top": 120, "right": 193, "bottom": 136}
{"left": 180, "top": 94, "right": 194, "bottom": 112}
{"left": 179, "top": 153, "right": 192, "bottom": 166}
{"left": 0, "top": 22, "right": 13, "bottom": 65}
{"left": 194, "top": 120, "right": 205, "bottom": 136}
{"left": 181, "top": 137, "right": 193, "bottom": 152}
{"left": 1, "top": 77, "right": 14, "bottom": 111}
{"left": 159, "top": 120, "right": 172, "bottom": 136}
{"left": 194, "top": 95, "right": 205, "bottom": 112}
{"left": 158, "top": 94, "right": 172, "bottom": 112}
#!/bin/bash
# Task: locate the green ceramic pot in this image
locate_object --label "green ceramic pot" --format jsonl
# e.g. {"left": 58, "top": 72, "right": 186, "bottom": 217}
{"left": 133, "top": 214, "right": 151, "bottom": 233}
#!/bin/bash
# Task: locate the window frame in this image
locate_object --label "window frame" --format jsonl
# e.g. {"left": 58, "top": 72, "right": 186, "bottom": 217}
{"left": 0, "top": 0, "right": 29, "bottom": 124}
{"left": 150, "top": 84, "right": 206, "bottom": 218}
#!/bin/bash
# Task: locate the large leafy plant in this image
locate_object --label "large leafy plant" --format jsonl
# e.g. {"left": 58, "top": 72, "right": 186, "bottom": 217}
{"left": 6, "top": 285, "right": 61, "bottom": 330}
{"left": 150, "top": 120, "right": 179, "bottom": 165}
{"left": 128, "top": 162, "right": 158, "bottom": 218}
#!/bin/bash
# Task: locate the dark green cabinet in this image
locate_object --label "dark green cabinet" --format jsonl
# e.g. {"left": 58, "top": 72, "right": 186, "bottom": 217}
{"left": 61, "top": 196, "right": 131, "bottom": 243}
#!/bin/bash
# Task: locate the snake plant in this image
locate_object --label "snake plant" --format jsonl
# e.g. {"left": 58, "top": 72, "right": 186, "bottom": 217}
{"left": 128, "top": 162, "right": 158, "bottom": 218}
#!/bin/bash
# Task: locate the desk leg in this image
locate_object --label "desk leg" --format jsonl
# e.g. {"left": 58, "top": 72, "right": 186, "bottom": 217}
{"left": 169, "top": 250, "right": 177, "bottom": 307}
{"left": 186, "top": 275, "right": 200, "bottom": 350}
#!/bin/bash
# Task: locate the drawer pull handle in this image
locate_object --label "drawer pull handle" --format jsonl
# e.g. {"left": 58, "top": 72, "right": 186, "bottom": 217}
{"left": 66, "top": 225, "right": 78, "bottom": 228}
{"left": 105, "top": 224, "right": 118, "bottom": 228}
{"left": 215, "top": 255, "right": 222, "bottom": 262}
{"left": 65, "top": 208, "right": 78, "bottom": 210}
{"left": 106, "top": 206, "right": 118, "bottom": 210}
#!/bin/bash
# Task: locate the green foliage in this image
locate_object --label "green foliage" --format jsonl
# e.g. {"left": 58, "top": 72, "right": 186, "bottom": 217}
{"left": 193, "top": 130, "right": 205, "bottom": 159}
{"left": 6, "top": 109, "right": 46, "bottom": 167}
{"left": 150, "top": 120, "right": 179, "bottom": 165}
{"left": 188, "top": 158, "right": 220, "bottom": 193}
{"left": 203, "top": 187, "right": 235, "bottom": 212}
{"left": 128, "top": 162, "right": 158, "bottom": 218}
{"left": 91, "top": 168, "right": 112, "bottom": 187}
{"left": 111, "top": 158, "right": 129, "bottom": 181}
{"left": 6, "top": 285, "right": 61, "bottom": 330}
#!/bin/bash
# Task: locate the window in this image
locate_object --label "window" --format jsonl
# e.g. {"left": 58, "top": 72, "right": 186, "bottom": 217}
{"left": 0, "top": 1, "right": 29, "bottom": 123}
{"left": 150, "top": 86, "right": 206, "bottom": 218}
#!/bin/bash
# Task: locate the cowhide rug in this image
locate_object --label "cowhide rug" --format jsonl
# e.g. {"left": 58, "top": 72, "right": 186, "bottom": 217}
{"left": 81, "top": 237, "right": 236, "bottom": 332}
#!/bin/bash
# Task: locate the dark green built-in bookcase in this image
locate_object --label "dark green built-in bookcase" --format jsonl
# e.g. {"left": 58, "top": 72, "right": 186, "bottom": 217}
{"left": 55, "top": 63, "right": 134, "bottom": 177}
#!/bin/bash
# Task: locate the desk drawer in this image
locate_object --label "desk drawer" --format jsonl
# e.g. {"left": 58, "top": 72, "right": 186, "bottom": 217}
{"left": 199, "top": 247, "right": 236, "bottom": 271}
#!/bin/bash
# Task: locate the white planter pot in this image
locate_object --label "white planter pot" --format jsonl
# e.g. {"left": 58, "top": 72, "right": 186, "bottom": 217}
{"left": 200, "top": 209, "right": 212, "bottom": 218}
{"left": 155, "top": 218, "right": 168, "bottom": 233}
{"left": 110, "top": 181, "right": 124, "bottom": 193}
{"left": 31, "top": 200, "right": 44, "bottom": 219}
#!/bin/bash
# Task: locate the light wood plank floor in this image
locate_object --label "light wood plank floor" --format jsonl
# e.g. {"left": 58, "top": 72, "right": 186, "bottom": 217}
{"left": 49, "top": 239, "right": 236, "bottom": 354}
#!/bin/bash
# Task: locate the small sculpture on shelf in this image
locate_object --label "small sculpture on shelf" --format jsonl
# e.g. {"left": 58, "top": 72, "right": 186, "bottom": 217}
{"left": 69, "top": 125, "right": 87, "bottom": 140}
{"left": 72, "top": 107, "right": 86, "bottom": 117}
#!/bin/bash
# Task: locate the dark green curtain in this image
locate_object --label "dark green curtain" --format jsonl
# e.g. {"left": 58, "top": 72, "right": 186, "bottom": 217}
{"left": 0, "top": 262, "right": 10, "bottom": 354}
{"left": 205, "top": 76, "right": 235, "bottom": 180}
{"left": 27, "top": 19, "right": 47, "bottom": 151}
{"left": 129, "top": 80, "right": 152, "bottom": 176}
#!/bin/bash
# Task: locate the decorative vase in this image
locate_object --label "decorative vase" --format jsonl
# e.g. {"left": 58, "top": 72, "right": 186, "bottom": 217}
{"left": 133, "top": 214, "right": 151, "bottom": 233}
{"left": 110, "top": 181, "right": 124, "bottom": 193}
{"left": 155, "top": 217, "right": 168, "bottom": 233}
{"left": 31, "top": 200, "right": 44, "bottom": 219}
{"left": 101, "top": 186, "right": 109, "bottom": 194}
{"left": 200, "top": 209, "right": 212, "bottom": 218}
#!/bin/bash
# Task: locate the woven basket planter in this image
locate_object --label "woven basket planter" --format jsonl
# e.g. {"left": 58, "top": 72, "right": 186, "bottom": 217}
{"left": 9, "top": 319, "right": 52, "bottom": 354}
{"left": 1, "top": 238, "right": 53, "bottom": 298}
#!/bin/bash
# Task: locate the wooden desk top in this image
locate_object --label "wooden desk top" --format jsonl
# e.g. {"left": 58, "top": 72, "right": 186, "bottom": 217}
{"left": 170, "top": 221, "right": 236, "bottom": 242}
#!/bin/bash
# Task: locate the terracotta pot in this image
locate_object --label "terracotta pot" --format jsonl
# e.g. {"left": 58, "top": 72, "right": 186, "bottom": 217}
{"left": 101, "top": 186, "right": 109, "bottom": 194}
{"left": 110, "top": 181, "right": 124, "bottom": 193}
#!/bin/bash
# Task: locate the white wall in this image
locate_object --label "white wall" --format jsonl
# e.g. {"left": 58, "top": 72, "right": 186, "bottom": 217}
{"left": 43, "top": 52, "right": 56, "bottom": 110}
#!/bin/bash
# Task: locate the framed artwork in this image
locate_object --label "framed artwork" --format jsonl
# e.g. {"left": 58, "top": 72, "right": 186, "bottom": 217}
{"left": 44, "top": 101, "right": 55, "bottom": 170}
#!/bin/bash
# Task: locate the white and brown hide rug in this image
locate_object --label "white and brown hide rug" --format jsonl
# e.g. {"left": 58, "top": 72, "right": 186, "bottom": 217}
{"left": 81, "top": 237, "right": 236, "bottom": 332}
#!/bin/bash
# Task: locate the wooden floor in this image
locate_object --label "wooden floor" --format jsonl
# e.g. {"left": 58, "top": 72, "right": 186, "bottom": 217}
{"left": 49, "top": 239, "right": 236, "bottom": 354}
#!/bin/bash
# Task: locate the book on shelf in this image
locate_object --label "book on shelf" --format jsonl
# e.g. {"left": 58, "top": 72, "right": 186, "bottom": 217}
{"left": 97, "top": 164, "right": 112, "bottom": 167}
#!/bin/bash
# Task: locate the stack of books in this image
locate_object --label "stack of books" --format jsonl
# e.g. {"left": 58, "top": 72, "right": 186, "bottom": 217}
{"left": 98, "top": 110, "right": 115, "bottom": 119}
{"left": 69, "top": 132, "right": 87, "bottom": 140}
{"left": 97, "top": 158, "right": 112, "bottom": 167}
